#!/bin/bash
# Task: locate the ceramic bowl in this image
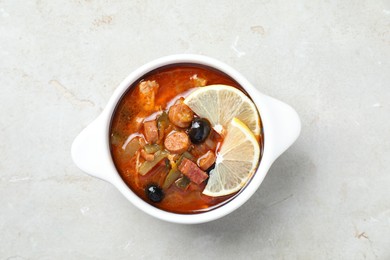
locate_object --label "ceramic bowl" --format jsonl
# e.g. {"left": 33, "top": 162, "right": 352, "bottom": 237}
{"left": 71, "top": 54, "right": 301, "bottom": 224}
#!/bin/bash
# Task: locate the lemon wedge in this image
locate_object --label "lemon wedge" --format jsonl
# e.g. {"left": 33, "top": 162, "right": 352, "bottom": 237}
{"left": 184, "top": 85, "right": 261, "bottom": 136}
{"left": 202, "top": 117, "right": 260, "bottom": 197}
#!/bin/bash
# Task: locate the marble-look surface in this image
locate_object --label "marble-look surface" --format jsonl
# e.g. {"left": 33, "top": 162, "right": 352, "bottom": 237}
{"left": 1, "top": 1, "right": 390, "bottom": 259}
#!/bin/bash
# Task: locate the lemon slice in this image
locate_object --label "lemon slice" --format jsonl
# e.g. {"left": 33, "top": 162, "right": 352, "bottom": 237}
{"left": 202, "top": 117, "right": 260, "bottom": 197}
{"left": 184, "top": 85, "right": 260, "bottom": 136}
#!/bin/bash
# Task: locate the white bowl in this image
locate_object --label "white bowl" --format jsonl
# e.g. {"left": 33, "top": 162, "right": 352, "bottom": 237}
{"left": 71, "top": 54, "right": 301, "bottom": 224}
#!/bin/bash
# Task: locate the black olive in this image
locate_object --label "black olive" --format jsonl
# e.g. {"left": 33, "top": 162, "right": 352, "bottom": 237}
{"left": 189, "top": 118, "right": 211, "bottom": 144}
{"left": 145, "top": 184, "right": 164, "bottom": 203}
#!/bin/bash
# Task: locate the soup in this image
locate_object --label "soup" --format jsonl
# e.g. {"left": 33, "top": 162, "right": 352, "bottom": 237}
{"left": 110, "top": 64, "right": 263, "bottom": 214}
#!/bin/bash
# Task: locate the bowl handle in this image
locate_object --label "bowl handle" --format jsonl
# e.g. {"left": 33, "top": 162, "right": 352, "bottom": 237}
{"left": 71, "top": 114, "right": 114, "bottom": 183}
{"left": 262, "top": 95, "right": 301, "bottom": 160}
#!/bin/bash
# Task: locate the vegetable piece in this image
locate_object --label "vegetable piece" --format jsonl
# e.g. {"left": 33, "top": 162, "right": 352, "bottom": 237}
{"left": 177, "top": 151, "right": 194, "bottom": 165}
{"left": 189, "top": 118, "right": 211, "bottom": 144}
{"left": 157, "top": 112, "right": 169, "bottom": 128}
{"left": 123, "top": 138, "right": 141, "bottom": 157}
{"left": 198, "top": 150, "right": 216, "bottom": 171}
{"left": 157, "top": 112, "right": 169, "bottom": 143}
{"left": 164, "top": 131, "right": 190, "bottom": 154}
{"left": 145, "top": 184, "right": 164, "bottom": 202}
{"left": 168, "top": 103, "right": 194, "bottom": 128}
{"left": 175, "top": 176, "right": 191, "bottom": 190}
{"left": 144, "top": 144, "right": 161, "bottom": 154}
{"left": 140, "top": 149, "right": 154, "bottom": 161}
{"left": 138, "top": 150, "right": 169, "bottom": 175}
{"left": 162, "top": 151, "right": 193, "bottom": 189}
{"left": 164, "top": 158, "right": 170, "bottom": 169}
{"left": 162, "top": 167, "right": 181, "bottom": 189}
{"left": 110, "top": 132, "right": 122, "bottom": 146}
{"left": 178, "top": 158, "right": 208, "bottom": 184}
{"left": 144, "top": 120, "right": 158, "bottom": 144}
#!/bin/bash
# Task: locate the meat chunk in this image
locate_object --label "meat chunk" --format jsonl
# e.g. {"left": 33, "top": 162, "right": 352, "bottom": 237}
{"left": 164, "top": 131, "right": 190, "bottom": 154}
{"left": 198, "top": 150, "right": 216, "bottom": 171}
{"left": 178, "top": 158, "right": 208, "bottom": 185}
{"left": 190, "top": 74, "right": 207, "bottom": 87}
{"left": 168, "top": 103, "right": 194, "bottom": 128}
{"left": 144, "top": 120, "right": 158, "bottom": 144}
{"left": 138, "top": 80, "right": 159, "bottom": 111}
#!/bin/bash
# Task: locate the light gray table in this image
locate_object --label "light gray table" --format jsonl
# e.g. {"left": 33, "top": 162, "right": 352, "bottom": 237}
{"left": 1, "top": 1, "right": 389, "bottom": 259}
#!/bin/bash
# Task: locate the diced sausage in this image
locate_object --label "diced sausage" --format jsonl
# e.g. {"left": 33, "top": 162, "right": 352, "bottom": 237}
{"left": 168, "top": 103, "right": 194, "bottom": 128}
{"left": 178, "top": 158, "right": 208, "bottom": 185}
{"left": 198, "top": 150, "right": 216, "bottom": 171}
{"left": 140, "top": 149, "right": 154, "bottom": 161}
{"left": 164, "top": 131, "right": 190, "bottom": 154}
{"left": 144, "top": 120, "right": 158, "bottom": 144}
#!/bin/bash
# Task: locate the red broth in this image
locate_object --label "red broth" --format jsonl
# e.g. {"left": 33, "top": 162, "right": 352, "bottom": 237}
{"left": 110, "top": 64, "right": 263, "bottom": 214}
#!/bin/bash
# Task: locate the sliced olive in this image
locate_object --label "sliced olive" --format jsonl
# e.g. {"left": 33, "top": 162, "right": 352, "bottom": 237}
{"left": 145, "top": 184, "right": 164, "bottom": 203}
{"left": 189, "top": 118, "right": 211, "bottom": 144}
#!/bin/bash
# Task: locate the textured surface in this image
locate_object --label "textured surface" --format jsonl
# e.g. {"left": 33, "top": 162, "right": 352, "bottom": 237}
{"left": 1, "top": 1, "right": 390, "bottom": 259}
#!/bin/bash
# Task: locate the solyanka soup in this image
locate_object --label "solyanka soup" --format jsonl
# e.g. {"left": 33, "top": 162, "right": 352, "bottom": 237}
{"left": 110, "top": 64, "right": 263, "bottom": 214}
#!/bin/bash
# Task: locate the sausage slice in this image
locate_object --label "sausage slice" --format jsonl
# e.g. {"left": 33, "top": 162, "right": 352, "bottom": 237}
{"left": 164, "top": 131, "right": 190, "bottom": 154}
{"left": 168, "top": 103, "right": 194, "bottom": 128}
